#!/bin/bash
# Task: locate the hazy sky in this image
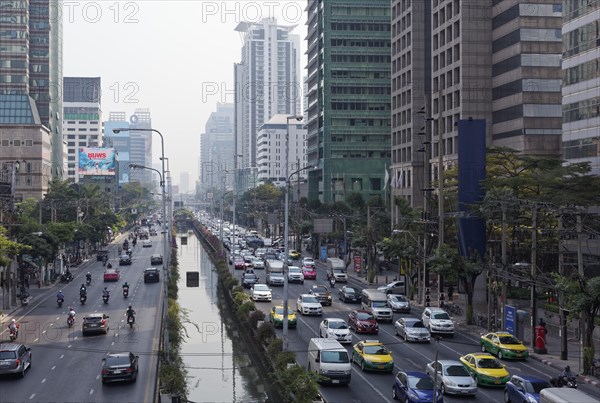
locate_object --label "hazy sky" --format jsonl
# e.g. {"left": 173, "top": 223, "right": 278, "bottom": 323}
{"left": 63, "top": 1, "right": 307, "bottom": 185}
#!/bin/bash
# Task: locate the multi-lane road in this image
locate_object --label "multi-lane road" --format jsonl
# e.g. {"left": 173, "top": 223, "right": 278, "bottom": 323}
{"left": 231, "top": 256, "right": 600, "bottom": 403}
{"left": 1, "top": 235, "right": 163, "bottom": 402}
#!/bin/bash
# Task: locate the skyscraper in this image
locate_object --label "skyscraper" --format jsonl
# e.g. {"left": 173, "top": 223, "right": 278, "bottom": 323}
{"left": 306, "top": 0, "right": 391, "bottom": 203}
{"left": 129, "top": 108, "right": 153, "bottom": 185}
{"left": 562, "top": 0, "right": 600, "bottom": 174}
{"left": 103, "top": 112, "right": 131, "bottom": 185}
{"left": 199, "top": 103, "right": 234, "bottom": 191}
{"left": 63, "top": 77, "right": 102, "bottom": 182}
{"left": 234, "top": 18, "right": 301, "bottom": 191}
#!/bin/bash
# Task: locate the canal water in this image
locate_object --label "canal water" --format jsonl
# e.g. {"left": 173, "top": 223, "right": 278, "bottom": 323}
{"left": 177, "top": 232, "right": 268, "bottom": 402}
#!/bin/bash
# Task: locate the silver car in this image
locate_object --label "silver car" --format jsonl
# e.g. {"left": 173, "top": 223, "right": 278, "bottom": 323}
{"left": 387, "top": 294, "right": 411, "bottom": 313}
{"left": 0, "top": 343, "right": 32, "bottom": 377}
{"left": 394, "top": 317, "right": 431, "bottom": 342}
{"left": 426, "top": 360, "right": 477, "bottom": 396}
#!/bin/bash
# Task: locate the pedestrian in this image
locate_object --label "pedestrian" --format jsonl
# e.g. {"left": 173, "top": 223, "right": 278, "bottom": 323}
{"left": 24, "top": 273, "right": 30, "bottom": 288}
{"left": 539, "top": 318, "right": 548, "bottom": 334}
{"left": 447, "top": 285, "right": 454, "bottom": 302}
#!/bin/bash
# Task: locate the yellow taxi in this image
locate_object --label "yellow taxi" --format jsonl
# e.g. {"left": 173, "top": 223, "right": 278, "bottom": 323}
{"left": 459, "top": 352, "right": 510, "bottom": 386}
{"left": 288, "top": 250, "right": 301, "bottom": 260}
{"left": 269, "top": 306, "right": 297, "bottom": 328}
{"left": 351, "top": 340, "right": 394, "bottom": 373}
{"left": 480, "top": 332, "right": 529, "bottom": 360}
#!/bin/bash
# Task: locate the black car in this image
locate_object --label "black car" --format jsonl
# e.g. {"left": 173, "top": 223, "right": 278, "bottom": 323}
{"left": 97, "top": 250, "right": 109, "bottom": 261}
{"left": 144, "top": 268, "right": 160, "bottom": 283}
{"left": 150, "top": 254, "right": 163, "bottom": 265}
{"left": 241, "top": 273, "right": 259, "bottom": 289}
{"left": 101, "top": 352, "right": 138, "bottom": 383}
{"left": 338, "top": 286, "right": 361, "bottom": 303}
{"left": 119, "top": 254, "right": 132, "bottom": 266}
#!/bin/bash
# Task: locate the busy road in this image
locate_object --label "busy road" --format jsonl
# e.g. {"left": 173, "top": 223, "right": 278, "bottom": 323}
{"left": 230, "top": 252, "right": 600, "bottom": 403}
{"left": 1, "top": 233, "right": 164, "bottom": 402}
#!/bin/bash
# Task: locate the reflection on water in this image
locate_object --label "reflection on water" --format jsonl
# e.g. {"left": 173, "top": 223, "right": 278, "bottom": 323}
{"left": 177, "top": 233, "right": 267, "bottom": 403}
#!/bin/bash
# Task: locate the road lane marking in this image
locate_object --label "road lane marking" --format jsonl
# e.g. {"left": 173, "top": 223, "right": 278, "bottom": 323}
{"left": 111, "top": 342, "right": 115, "bottom": 346}
{"left": 59, "top": 354, "right": 64, "bottom": 359}
{"left": 42, "top": 330, "right": 46, "bottom": 334}
{"left": 67, "top": 344, "right": 72, "bottom": 348}
{"left": 29, "top": 394, "right": 35, "bottom": 400}
{"left": 51, "top": 366, "right": 56, "bottom": 370}
{"left": 96, "top": 375, "right": 100, "bottom": 380}
{"left": 41, "top": 378, "right": 46, "bottom": 383}
{"left": 33, "top": 338, "right": 38, "bottom": 342}
{"left": 89, "top": 389, "right": 94, "bottom": 395}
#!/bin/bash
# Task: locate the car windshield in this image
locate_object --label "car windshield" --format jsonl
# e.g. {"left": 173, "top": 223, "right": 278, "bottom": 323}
{"left": 363, "top": 345, "right": 388, "bottom": 355}
{"left": 408, "top": 376, "right": 434, "bottom": 390}
{"left": 499, "top": 336, "right": 520, "bottom": 344}
{"left": 85, "top": 317, "right": 102, "bottom": 323}
{"left": 289, "top": 267, "right": 301, "bottom": 273}
{"left": 0, "top": 351, "right": 16, "bottom": 359}
{"left": 526, "top": 381, "right": 550, "bottom": 394}
{"left": 302, "top": 296, "right": 319, "bottom": 303}
{"left": 390, "top": 295, "right": 407, "bottom": 302}
{"left": 433, "top": 312, "right": 451, "bottom": 320}
{"left": 409, "top": 321, "right": 425, "bottom": 328}
{"left": 356, "top": 312, "right": 374, "bottom": 320}
{"left": 105, "top": 355, "right": 130, "bottom": 366}
{"left": 321, "top": 351, "right": 349, "bottom": 364}
{"left": 275, "top": 307, "right": 294, "bottom": 315}
{"left": 329, "top": 321, "right": 348, "bottom": 330}
{"left": 372, "top": 301, "right": 388, "bottom": 308}
{"left": 344, "top": 288, "right": 356, "bottom": 294}
{"left": 333, "top": 268, "right": 344, "bottom": 274}
{"left": 244, "top": 274, "right": 257, "bottom": 280}
{"left": 477, "top": 358, "right": 503, "bottom": 369}
{"left": 313, "top": 287, "right": 327, "bottom": 293}
{"left": 254, "top": 285, "right": 269, "bottom": 291}
{"left": 445, "top": 365, "right": 470, "bottom": 376}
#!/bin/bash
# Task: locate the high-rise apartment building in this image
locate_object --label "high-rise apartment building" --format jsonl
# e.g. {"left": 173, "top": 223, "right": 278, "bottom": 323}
{"left": 234, "top": 18, "right": 301, "bottom": 191}
{"left": 199, "top": 103, "right": 235, "bottom": 191}
{"left": 306, "top": 0, "right": 392, "bottom": 204}
{"left": 63, "top": 77, "right": 102, "bottom": 182}
{"left": 562, "top": 0, "right": 600, "bottom": 174}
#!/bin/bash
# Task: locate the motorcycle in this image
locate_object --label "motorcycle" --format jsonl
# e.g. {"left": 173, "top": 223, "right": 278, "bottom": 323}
{"left": 67, "top": 316, "right": 74, "bottom": 327}
{"left": 123, "top": 287, "right": 129, "bottom": 298}
{"left": 20, "top": 291, "right": 30, "bottom": 306}
{"left": 57, "top": 298, "right": 64, "bottom": 308}
{"left": 127, "top": 315, "right": 135, "bottom": 329}
{"left": 60, "top": 273, "right": 73, "bottom": 283}
{"left": 329, "top": 277, "right": 336, "bottom": 288}
{"left": 103, "top": 295, "right": 109, "bottom": 304}
{"left": 86, "top": 277, "right": 91, "bottom": 286}
{"left": 550, "top": 375, "right": 578, "bottom": 388}
{"left": 9, "top": 326, "right": 19, "bottom": 341}
{"left": 80, "top": 295, "right": 87, "bottom": 305}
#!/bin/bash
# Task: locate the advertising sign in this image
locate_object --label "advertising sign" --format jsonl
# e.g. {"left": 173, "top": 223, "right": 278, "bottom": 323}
{"left": 320, "top": 246, "right": 327, "bottom": 262}
{"left": 353, "top": 255, "right": 362, "bottom": 272}
{"left": 78, "top": 147, "right": 116, "bottom": 176}
{"left": 504, "top": 305, "right": 516, "bottom": 336}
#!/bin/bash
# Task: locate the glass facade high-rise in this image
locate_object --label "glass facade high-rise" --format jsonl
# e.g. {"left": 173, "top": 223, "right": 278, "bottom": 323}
{"left": 199, "top": 103, "right": 234, "bottom": 191}
{"left": 306, "top": 0, "right": 391, "bottom": 203}
{"left": 562, "top": 0, "right": 600, "bottom": 174}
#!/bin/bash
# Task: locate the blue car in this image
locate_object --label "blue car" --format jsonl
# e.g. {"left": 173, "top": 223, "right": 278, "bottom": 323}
{"left": 504, "top": 375, "right": 551, "bottom": 403}
{"left": 393, "top": 371, "right": 444, "bottom": 403}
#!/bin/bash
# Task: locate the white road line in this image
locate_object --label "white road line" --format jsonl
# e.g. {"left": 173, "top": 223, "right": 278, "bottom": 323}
{"left": 51, "top": 366, "right": 56, "bottom": 370}
{"left": 29, "top": 394, "right": 35, "bottom": 400}
{"left": 89, "top": 389, "right": 94, "bottom": 395}
{"left": 111, "top": 342, "right": 115, "bottom": 346}
{"left": 33, "top": 338, "right": 38, "bottom": 342}
{"left": 42, "top": 330, "right": 46, "bottom": 334}
{"left": 67, "top": 344, "right": 72, "bottom": 348}
{"left": 96, "top": 375, "right": 100, "bottom": 380}
{"left": 56, "top": 317, "right": 60, "bottom": 320}
{"left": 74, "top": 336, "right": 78, "bottom": 340}
{"left": 41, "top": 378, "right": 46, "bottom": 383}
{"left": 59, "top": 354, "right": 64, "bottom": 359}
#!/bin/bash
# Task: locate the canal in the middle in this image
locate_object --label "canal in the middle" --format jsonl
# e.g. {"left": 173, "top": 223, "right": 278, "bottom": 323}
{"left": 176, "top": 232, "right": 268, "bottom": 402}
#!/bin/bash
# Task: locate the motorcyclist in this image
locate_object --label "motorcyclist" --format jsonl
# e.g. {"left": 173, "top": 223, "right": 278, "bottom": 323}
{"left": 126, "top": 304, "right": 136, "bottom": 324}
{"left": 107, "top": 262, "right": 113, "bottom": 269}
{"left": 67, "top": 307, "right": 76, "bottom": 323}
{"left": 122, "top": 282, "right": 130, "bottom": 292}
{"left": 102, "top": 287, "right": 110, "bottom": 298}
{"left": 560, "top": 366, "right": 575, "bottom": 380}
{"left": 8, "top": 319, "right": 19, "bottom": 334}
{"left": 57, "top": 290, "right": 65, "bottom": 302}
{"left": 86, "top": 272, "right": 92, "bottom": 282}
{"left": 79, "top": 284, "right": 87, "bottom": 297}
{"left": 329, "top": 276, "right": 336, "bottom": 288}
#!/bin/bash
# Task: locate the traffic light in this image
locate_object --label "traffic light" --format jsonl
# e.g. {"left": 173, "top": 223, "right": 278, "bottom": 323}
{"left": 425, "top": 288, "right": 431, "bottom": 307}
{"left": 439, "top": 292, "right": 445, "bottom": 307}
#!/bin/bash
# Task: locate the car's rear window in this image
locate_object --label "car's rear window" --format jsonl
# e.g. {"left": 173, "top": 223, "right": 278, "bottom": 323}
{"left": 105, "top": 356, "right": 130, "bottom": 366}
{"left": 0, "top": 351, "right": 16, "bottom": 360}
{"left": 85, "top": 317, "right": 102, "bottom": 323}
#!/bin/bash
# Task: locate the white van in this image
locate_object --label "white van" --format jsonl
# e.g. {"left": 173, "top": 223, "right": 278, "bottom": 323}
{"left": 361, "top": 289, "right": 393, "bottom": 322}
{"left": 540, "top": 387, "right": 600, "bottom": 403}
{"left": 307, "top": 338, "right": 351, "bottom": 385}
{"left": 326, "top": 258, "right": 348, "bottom": 282}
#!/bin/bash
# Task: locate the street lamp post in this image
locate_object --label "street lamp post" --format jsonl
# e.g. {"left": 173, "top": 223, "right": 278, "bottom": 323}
{"left": 283, "top": 115, "right": 304, "bottom": 352}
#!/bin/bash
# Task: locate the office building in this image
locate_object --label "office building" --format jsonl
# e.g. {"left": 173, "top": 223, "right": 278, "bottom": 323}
{"left": 234, "top": 18, "right": 302, "bottom": 191}
{"left": 179, "top": 171, "right": 190, "bottom": 194}
{"left": 199, "top": 103, "right": 234, "bottom": 191}
{"left": 562, "top": 0, "right": 600, "bottom": 174}
{"left": 256, "top": 114, "right": 307, "bottom": 187}
{"left": 103, "top": 113, "right": 131, "bottom": 185}
{"left": 129, "top": 108, "right": 153, "bottom": 185}
{"left": 63, "top": 77, "right": 102, "bottom": 182}
{"left": 306, "top": 0, "right": 391, "bottom": 203}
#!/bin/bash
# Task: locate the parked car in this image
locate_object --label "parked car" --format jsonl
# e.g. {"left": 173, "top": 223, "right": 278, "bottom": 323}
{"left": 143, "top": 267, "right": 160, "bottom": 283}
{"left": 318, "top": 318, "right": 352, "bottom": 344}
{"left": 338, "top": 286, "right": 361, "bottom": 303}
{"left": 504, "top": 375, "right": 550, "bottom": 403}
{"left": 426, "top": 359, "right": 478, "bottom": 396}
{"left": 459, "top": 352, "right": 510, "bottom": 386}
{"left": 150, "top": 254, "right": 163, "bottom": 265}
{"left": 82, "top": 313, "right": 109, "bottom": 335}
{"left": 309, "top": 284, "right": 332, "bottom": 306}
{"left": 103, "top": 269, "right": 120, "bottom": 282}
{"left": 119, "top": 254, "right": 132, "bottom": 266}
{"left": 0, "top": 343, "right": 32, "bottom": 377}
{"left": 241, "top": 272, "right": 259, "bottom": 289}
{"left": 348, "top": 310, "right": 378, "bottom": 334}
{"left": 301, "top": 265, "right": 317, "bottom": 280}
{"left": 287, "top": 266, "right": 304, "bottom": 284}
{"left": 394, "top": 317, "right": 431, "bottom": 343}
{"left": 296, "top": 294, "right": 323, "bottom": 316}
{"left": 392, "top": 371, "right": 443, "bottom": 403}
{"left": 351, "top": 340, "right": 394, "bottom": 372}
{"left": 250, "top": 284, "right": 272, "bottom": 302}
{"left": 269, "top": 306, "right": 297, "bottom": 328}
{"left": 101, "top": 352, "right": 138, "bottom": 383}
{"left": 480, "top": 332, "right": 529, "bottom": 360}
{"left": 387, "top": 294, "right": 411, "bottom": 313}
{"left": 422, "top": 307, "right": 455, "bottom": 336}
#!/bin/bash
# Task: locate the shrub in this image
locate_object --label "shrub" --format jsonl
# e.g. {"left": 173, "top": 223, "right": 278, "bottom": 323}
{"left": 278, "top": 364, "right": 320, "bottom": 403}
{"left": 237, "top": 300, "right": 256, "bottom": 317}
{"left": 234, "top": 290, "right": 251, "bottom": 306}
{"left": 258, "top": 321, "right": 276, "bottom": 345}
{"left": 274, "top": 351, "right": 296, "bottom": 372}
{"left": 266, "top": 337, "right": 283, "bottom": 361}
{"left": 249, "top": 310, "right": 266, "bottom": 329}
{"left": 232, "top": 285, "right": 244, "bottom": 295}
{"left": 224, "top": 275, "right": 239, "bottom": 290}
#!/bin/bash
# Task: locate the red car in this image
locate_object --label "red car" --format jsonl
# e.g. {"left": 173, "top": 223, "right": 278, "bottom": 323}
{"left": 234, "top": 260, "right": 245, "bottom": 270}
{"left": 302, "top": 265, "right": 317, "bottom": 280}
{"left": 348, "top": 310, "right": 379, "bottom": 334}
{"left": 103, "top": 269, "right": 120, "bottom": 282}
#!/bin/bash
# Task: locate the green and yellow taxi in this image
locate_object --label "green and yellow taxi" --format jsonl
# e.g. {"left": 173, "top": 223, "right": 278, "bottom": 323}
{"left": 459, "top": 353, "right": 510, "bottom": 386}
{"left": 480, "top": 332, "right": 529, "bottom": 360}
{"left": 269, "top": 306, "right": 297, "bottom": 328}
{"left": 288, "top": 250, "right": 301, "bottom": 260}
{"left": 351, "top": 340, "right": 394, "bottom": 373}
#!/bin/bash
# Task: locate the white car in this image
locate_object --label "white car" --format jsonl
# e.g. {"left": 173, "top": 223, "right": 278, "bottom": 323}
{"left": 251, "top": 284, "right": 272, "bottom": 302}
{"left": 318, "top": 318, "right": 352, "bottom": 344}
{"left": 387, "top": 294, "right": 411, "bottom": 313}
{"left": 426, "top": 360, "right": 477, "bottom": 396}
{"left": 252, "top": 259, "right": 265, "bottom": 269}
{"left": 377, "top": 280, "right": 406, "bottom": 295}
{"left": 287, "top": 266, "right": 304, "bottom": 284}
{"left": 302, "top": 257, "right": 315, "bottom": 267}
{"left": 296, "top": 294, "right": 323, "bottom": 316}
{"left": 142, "top": 239, "right": 152, "bottom": 248}
{"left": 422, "top": 307, "right": 455, "bottom": 336}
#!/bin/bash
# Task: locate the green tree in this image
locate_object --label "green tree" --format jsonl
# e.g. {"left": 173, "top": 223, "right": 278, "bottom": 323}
{"left": 0, "top": 227, "right": 27, "bottom": 267}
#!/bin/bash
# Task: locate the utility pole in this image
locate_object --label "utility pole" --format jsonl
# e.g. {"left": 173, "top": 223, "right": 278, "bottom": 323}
{"left": 558, "top": 210, "right": 568, "bottom": 360}
{"left": 437, "top": 89, "right": 444, "bottom": 305}
{"left": 500, "top": 201, "right": 507, "bottom": 329}
{"left": 530, "top": 206, "right": 538, "bottom": 347}
{"left": 367, "top": 206, "right": 371, "bottom": 281}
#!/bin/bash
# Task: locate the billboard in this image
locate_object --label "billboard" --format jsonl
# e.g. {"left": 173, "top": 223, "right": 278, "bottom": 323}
{"left": 78, "top": 147, "right": 116, "bottom": 176}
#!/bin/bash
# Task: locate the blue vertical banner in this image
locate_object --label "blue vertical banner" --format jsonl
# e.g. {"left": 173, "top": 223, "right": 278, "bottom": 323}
{"left": 320, "top": 246, "right": 328, "bottom": 262}
{"left": 457, "top": 119, "right": 487, "bottom": 259}
{"left": 504, "top": 305, "right": 516, "bottom": 336}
